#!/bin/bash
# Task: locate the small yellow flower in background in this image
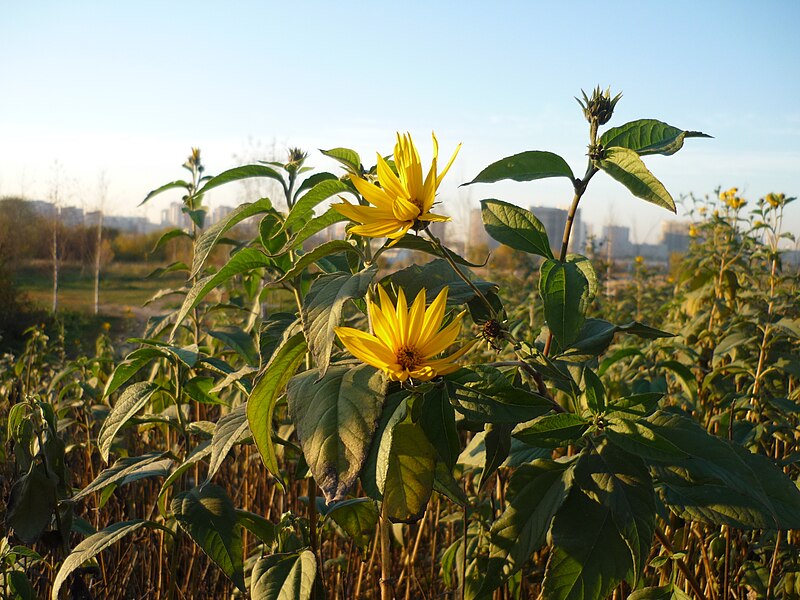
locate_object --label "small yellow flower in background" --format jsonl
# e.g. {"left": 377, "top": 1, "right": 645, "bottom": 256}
{"left": 765, "top": 193, "right": 785, "bottom": 208}
{"left": 634, "top": 256, "right": 644, "bottom": 265}
{"left": 102, "top": 322, "right": 111, "bottom": 332}
{"left": 689, "top": 224, "right": 698, "bottom": 237}
{"left": 333, "top": 132, "right": 461, "bottom": 244}
{"left": 720, "top": 187, "right": 746, "bottom": 210}
{"left": 334, "top": 285, "right": 473, "bottom": 382}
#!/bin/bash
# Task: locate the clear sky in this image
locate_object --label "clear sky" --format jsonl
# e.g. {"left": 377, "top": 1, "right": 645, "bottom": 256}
{"left": 2, "top": 1, "right": 798, "bottom": 243}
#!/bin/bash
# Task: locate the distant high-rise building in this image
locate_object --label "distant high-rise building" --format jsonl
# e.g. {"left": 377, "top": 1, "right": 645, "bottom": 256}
{"left": 660, "top": 221, "right": 691, "bottom": 254}
{"left": 530, "top": 205, "right": 584, "bottom": 255}
{"left": 212, "top": 205, "right": 234, "bottom": 225}
{"left": 59, "top": 206, "right": 84, "bottom": 226}
{"left": 28, "top": 200, "right": 57, "bottom": 219}
{"left": 161, "top": 202, "right": 191, "bottom": 230}
{"left": 603, "top": 225, "right": 633, "bottom": 259}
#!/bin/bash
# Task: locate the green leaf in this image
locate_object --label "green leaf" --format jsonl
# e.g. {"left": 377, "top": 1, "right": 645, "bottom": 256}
{"left": 287, "top": 207, "right": 347, "bottom": 251}
{"left": 284, "top": 179, "right": 354, "bottom": 233}
{"left": 157, "top": 441, "right": 212, "bottom": 513}
{"left": 98, "top": 382, "right": 160, "bottom": 462}
{"left": 325, "top": 498, "right": 379, "bottom": 550}
{"left": 513, "top": 413, "right": 588, "bottom": 448}
{"left": 301, "top": 267, "right": 377, "bottom": 376}
{"left": 383, "top": 259, "right": 497, "bottom": 307}
{"left": 647, "top": 410, "right": 800, "bottom": 529}
{"left": 236, "top": 509, "right": 277, "bottom": 546}
{"left": 5, "top": 464, "right": 58, "bottom": 544}
{"left": 140, "top": 180, "right": 190, "bottom": 206}
{"left": 542, "top": 443, "right": 656, "bottom": 599}
{"left": 172, "top": 247, "right": 273, "bottom": 337}
{"left": 583, "top": 369, "right": 605, "bottom": 413}
{"left": 414, "top": 386, "right": 460, "bottom": 468}
{"left": 600, "top": 119, "right": 711, "bottom": 157}
{"left": 172, "top": 484, "right": 244, "bottom": 591}
{"left": 321, "top": 147, "right": 362, "bottom": 174}
{"left": 209, "top": 326, "right": 259, "bottom": 367}
{"left": 479, "top": 423, "right": 513, "bottom": 489}
{"left": 197, "top": 164, "right": 285, "bottom": 197}
{"left": 8, "top": 570, "right": 35, "bottom": 600}
{"left": 628, "top": 585, "right": 692, "bottom": 600}
{"left": 247, "top": 332, "right": 308, "bottom": 488}
{"left": 51, "top": 520, "right": 171, "bottom": 600}
{"left": 479, "top": 459, "right": 575, "bottom": 597}
{"left": 567, "top": 254, "right": 598, "bottom": 302}
{"left": 605, "top": 418, "right": 689, "bottom": 462}
{"left": 287, "top": 363, "right": 387, "bottom": 503}
{"left": 191, "top": 197, "right": 273, "bottom": 277}
{"left": 539, "top": 259, "right": 590, "bottom": 348}
{"left": 74, "top": 452, "right": 171, "bottom": 501}
{"left": 251, "top": 550, "right": 317, "bottom": 600}
{"left": 206, "top": 404, "right": 250, "bottom": 482}
{"left": 103, "top": 347, "right": 165, "bottom": 398}
{"left": 467, "top": 151, "right": 574, "bottom": 185}
{"left": 377, "top": 416, "right": 437, "bottom": 523}
{"left": 480, "top": 199, "right": 553, "bottom": 258}
{"left": 598, "top": 147, "right": 676, "bottom": 212}
{"left": 448, "top": 366, "right": 553, "bottom": 424}
{"left": 275, "top": 240, "right": 362, "bottom": 283}
{"left": 390, "top": 234, "right": 486, "bottom": 267}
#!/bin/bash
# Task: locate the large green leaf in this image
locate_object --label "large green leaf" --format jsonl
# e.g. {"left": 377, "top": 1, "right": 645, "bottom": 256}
{"left": 74, "top": 452, "right": 171, "bottom": 501}
{"left": 628, "top": 584, "right": 692, "bottom": 600}
{"left": 513, "top": 413, "right": 589, "bottom": 448}
{"left": 286, "top": 363, "right": 387, "bottom": 503}
{"left": 414, "top": 386, "right": 460, "bottom": 469}
{"left": 197, "top": 164, "right": 285, "bottom": 197}
{"left": 172, "top": 484, "right": 244, "bottom": 591}
{"left": 562, "top": 319, "right": 674, "bottom": 358}
{"left": 275, "top": 240, "right": 362, "bottom": 283}
{"left": 600, "top": 119, "right": 711, "bottom": 157}
{"left": 539, "top": 259, "right": 590, "bottom": 348}
{"left": 172, "top": 247, "right": 274, "bottom": 337}
{"left": 206, "top": 404, "right": 250, "bottom": 482}
{"left": 251, "top": 550, "right": 317, "bottom": 600}
{"left": 467, "top": 151, "right": 574, "bottom": 185}
{"left": 5, "top": 463, "right": 58, "bottom": 544}
{"left": 191, "top": 198, "right": 273, "bottom": 277}
{"left": 51, "top": 520, "right": 170, "bottom": 600}
{"left": 247, "top": 332, "right": 308, "bottom": 487}
{"left": 102, "top": 347, "right": 165, "bottom": 398}
{"left": 98, "top": 382, "right": 160, "bottom": 462}
{"left": 321, "top": 147, "right": 362, "bottom": 174}
{"left": 647, "top": 410, "right": 800, "bottom": 529}
{"left": 598, "top": 147, "right": 676, "bottom": 212}
{"left": 448, "top": 366, "right": 552, "bottom": 424}
{"left": 377, "top": 415, "right": 437, "bottom": 523}
{"left": 284, "top": 179, "right": 354, "bottom": 233}
{"left": 478, "top": 459, "right": 575, "bottom": 598}
{"left": 300, "top": 267, "right": 377, "bottom": 376}
{"left": 286, "top": 207, "right": 347, "bottom": 251}
{"left": 480, "top": 199, "right": 553, "bottom": 259}
{"left": 325, "top": 498, "right": 379, "bottom": 550}
{"left": 140, "top": 180, "right": 190, "bottom": 206}
{"left": 542, "top": 443, "right": 655, "bottom": 599}
{"left": 390, "top": 233, "right": 485, "bottom": 267}
{"left": 383, "top": 259, "right": 497, "bottom": 306}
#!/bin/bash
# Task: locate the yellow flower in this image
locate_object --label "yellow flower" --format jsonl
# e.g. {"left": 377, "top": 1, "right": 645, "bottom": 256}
{"left": 634, "top": 256, "right": 644, "bottom": 264}
{"left": 689, "top": 224, "right": 698, "bottom": 237}
{"left": 334, "top": 285, "right": 472, "bottom": 382}
{"left": 333, "top": 132, "right": 461, "bottom": 244}
{"left": 765, "top": 193, "right": 785, "bottom": 208}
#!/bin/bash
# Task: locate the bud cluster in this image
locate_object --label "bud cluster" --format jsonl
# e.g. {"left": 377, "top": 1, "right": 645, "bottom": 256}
{"left": 577, "top": 86, "right": 622, "bottom": 126}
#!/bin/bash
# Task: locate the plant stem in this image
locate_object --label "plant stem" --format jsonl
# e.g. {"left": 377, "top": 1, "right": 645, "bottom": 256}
{"left": 380, "top": 507, "right": 394, "bottom": 600}
{"left": 654, "top": 525, "right": 707, "bottom": 600}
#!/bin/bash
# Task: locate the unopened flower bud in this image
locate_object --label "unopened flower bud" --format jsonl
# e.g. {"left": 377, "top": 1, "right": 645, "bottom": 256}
{"left": 577, "top": 86, "right": 622, "bottom": 126}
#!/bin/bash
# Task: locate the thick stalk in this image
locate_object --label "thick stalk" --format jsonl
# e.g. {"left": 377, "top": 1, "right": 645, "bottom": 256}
{"left": 380, "top": 507, "right": 394, "bottom": 600}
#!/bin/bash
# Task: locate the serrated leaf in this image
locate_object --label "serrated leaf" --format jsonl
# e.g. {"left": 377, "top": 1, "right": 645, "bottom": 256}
{"left": 539, "top": 259, "right": 590, "bottom": 348}
{"left": 190, "top": 198, "right": 273, "bottom": 277}
{"left": 321, "top": 147, "right": 362, "bottom": 174}
{"left": 467, "top": 151, "right": 574, "bottom": 185}
{"left": 600, "top": 119, "right": 711, "bottom": 157}
{"left": 98, "top": 382, "right": 160, "bottom": 462}
{"left": 197, "top": 164, "right": 285, "bottom": 197}
{"left": 206, "top": 404, "right": 250, "bottom": 483}
{"left": 103, "top": 348, "right": 165, "bottom": 398}
{"left": 236, "top": 509, "right": 277, "bottom": 546}
{"left": 287, "top": 363, "right": 386, "bottom": 503}
{"left": 542, "top": 443, "right": 655, "bottom": 599}
{"left": 74, "top": 452, "right": 171, "bottom": 501}
{"left": 599, "top": 147, "right": 676, "bottom": 212}
{"left": 51, "top": 520, "right": 170, "bottom": 600}
{"left": 172, "top": 484, "right": 244, "bottom": 591}
{"left": 479, "top": 459, "right": 575, "bottom": 597}
{"left": 284, "top": 179, "right": 355, "bottom": 233}
{"left": 325, "top": 498, "right": 379, "bottom": 550}
{"left": 480, "top": 199, "right": 553, "bottom": 258}
{"left": 251, "top": 550, "right": 317, "bottom": 600}
{"left": 301, "top": 267, "right": 377, "bottom": 376}
{"left": 247, "top": 332, "right": 308, "bottom": 488}
{"left": 377, "top": 416, "right": 437, "bottom": 523}
{"left": 171, "top": 247, "right": 273, "bottom": 337}
{"left": 513, "top": 413, "right": 589, "bottom": 448}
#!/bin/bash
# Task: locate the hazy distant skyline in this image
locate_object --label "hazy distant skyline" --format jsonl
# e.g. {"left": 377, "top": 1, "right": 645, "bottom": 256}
{"left": 2, "top": 1, "right": 798, "bottom": 244}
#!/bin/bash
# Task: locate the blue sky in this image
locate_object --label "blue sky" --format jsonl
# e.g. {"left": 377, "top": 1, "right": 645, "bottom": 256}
{"left": 2, "top": 1, "right": 798, "bottom": 242}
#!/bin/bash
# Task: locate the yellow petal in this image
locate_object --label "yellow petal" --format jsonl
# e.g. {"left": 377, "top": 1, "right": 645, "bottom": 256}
{"left": 395, "top": 288, "right": 409, "bottom": 345}
{"left": 417, "top": 211, "right": 450, "bottom": 223}
{"left": 407, "top": 289, "right": 426, "bottom": 344}
{"left": 376, "top": 153, "right": 409, "bottom": 201}
{"left": 349, "top": 219, "right": 406, "bottom": 238}
{"left": 437, "top": 141, "right": 462, "bottom": 187}
{"left": 418, "top": 311, "right": 465, "bottom": 358}
{"left": 418, "top": 287, "right": 449, "bottom": 347}
{"left": 392, "top": 195, "right": 419, "bottom": 223}
{"left": 335, "top": 326, "right": 396, "bottom": 368}
{"left": 351, "top": 175, "right": 394, "bottom": 210}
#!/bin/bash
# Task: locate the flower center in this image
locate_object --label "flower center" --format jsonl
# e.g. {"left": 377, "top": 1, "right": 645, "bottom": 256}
{"left": 396, "top": 345, "right": 421, "bottom": 371}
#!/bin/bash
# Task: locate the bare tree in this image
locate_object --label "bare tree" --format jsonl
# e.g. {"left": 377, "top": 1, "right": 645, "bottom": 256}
{"left": 93, "top": 173, "right": 108, "bottom": 315}
{"left": 49, "top": 161, "right": 62, "bottom": 314}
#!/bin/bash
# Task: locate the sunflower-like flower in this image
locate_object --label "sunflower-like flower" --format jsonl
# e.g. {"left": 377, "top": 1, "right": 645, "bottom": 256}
{"left": 333, "top": 132, "right": 461, "bottom": 244}
{"left": 334, "top": 285, "right": 472, "bottom": 382}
